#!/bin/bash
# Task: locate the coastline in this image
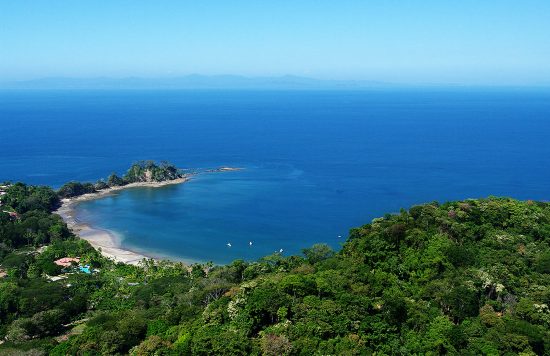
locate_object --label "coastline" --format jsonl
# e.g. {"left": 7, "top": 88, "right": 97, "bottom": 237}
{"left": 55, "top": 177, "right": 189, "bottom": 265}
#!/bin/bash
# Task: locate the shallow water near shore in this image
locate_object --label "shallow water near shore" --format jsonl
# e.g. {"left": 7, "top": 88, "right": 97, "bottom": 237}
{"left": 73, "top": 167, "right": 360, "bottom": 264}
{"left": 2, "top": 89, "right": 550, "bottom": 263}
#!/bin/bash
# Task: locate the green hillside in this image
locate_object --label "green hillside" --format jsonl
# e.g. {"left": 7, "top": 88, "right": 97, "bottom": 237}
{"left": 0, "top": 182, "right": 549, "bottom": 354}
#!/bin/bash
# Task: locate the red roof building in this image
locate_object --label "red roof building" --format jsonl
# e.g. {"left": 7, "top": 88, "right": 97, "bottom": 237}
{"left": 54, "top": 257, "right": 80, "bottom": 267}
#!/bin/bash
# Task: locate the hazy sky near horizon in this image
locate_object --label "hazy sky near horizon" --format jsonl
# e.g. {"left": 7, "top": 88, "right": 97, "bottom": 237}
{"left": 1, "top": 1, "right": 550, "bottom": 85}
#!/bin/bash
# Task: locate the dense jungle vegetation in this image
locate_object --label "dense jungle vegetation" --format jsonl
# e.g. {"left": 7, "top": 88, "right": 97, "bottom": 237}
{"left": 1, "top": 178, "right": 549, "bottom": 355}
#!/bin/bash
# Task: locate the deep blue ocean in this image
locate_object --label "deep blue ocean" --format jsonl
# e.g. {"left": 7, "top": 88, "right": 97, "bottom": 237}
{"left": 1, "top": 89, "right": 549, "bottom": 263}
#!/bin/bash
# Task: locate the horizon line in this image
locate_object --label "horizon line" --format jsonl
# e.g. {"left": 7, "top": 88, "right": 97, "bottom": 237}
{"left": 1, "top": 74, "right": 549, "bottom": 90}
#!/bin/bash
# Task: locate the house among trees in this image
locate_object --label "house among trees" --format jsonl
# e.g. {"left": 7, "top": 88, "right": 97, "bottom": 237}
{"left": 54, "top": 257, "right": 80, "bottom": 267}
{"left": 0, "top": 185, "right": 8, "bottom": 206}
{"left": 53, "top": 257, "right": 94, "bottom": 274}
{"left": 2, "top": 211, "right": 19, "bottom": 219}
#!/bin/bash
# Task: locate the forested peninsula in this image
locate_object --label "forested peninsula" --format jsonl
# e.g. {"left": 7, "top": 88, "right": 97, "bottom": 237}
{"left": 0, "top": 165, "right": 549, "bottom": 354}
{"left": 56, "top": 160, "right": 186, "bottom": 199}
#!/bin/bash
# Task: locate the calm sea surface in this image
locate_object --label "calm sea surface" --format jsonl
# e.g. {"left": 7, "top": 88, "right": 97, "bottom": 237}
{"left": 1, "top": 89, "right": 549, "bottom": 263}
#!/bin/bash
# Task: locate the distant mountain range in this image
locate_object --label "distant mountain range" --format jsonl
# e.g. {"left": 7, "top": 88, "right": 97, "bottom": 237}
{"left": 0, "top": 75, "right": 394, "bottom": 90}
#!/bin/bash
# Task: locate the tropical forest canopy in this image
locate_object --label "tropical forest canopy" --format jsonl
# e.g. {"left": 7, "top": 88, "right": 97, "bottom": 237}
{"left": 0, "top": 173, "right": 549, "bottom": 354}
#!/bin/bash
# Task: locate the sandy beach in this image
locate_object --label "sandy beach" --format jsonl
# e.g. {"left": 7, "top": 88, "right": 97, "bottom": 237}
{"left": 55, "top": 177, "right": 189, "bottom": 265}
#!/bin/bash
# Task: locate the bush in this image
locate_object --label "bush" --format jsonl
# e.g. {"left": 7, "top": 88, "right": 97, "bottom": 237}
{"left": 107, "top": 173, "right": 125, "bottom": 187}
{"left": 57, "top": 182, "right": 96, "bottom": 198}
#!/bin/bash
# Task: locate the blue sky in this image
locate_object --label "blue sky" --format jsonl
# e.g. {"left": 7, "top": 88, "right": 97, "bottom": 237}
{"left": 1, "top": 1, "right": 549, "bottom": 85}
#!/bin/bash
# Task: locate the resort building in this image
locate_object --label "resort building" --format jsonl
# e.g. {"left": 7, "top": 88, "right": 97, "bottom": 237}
{"left": 53, "top": 257, "right": 94, "bottom": 275}
{"left": 54, "top": 257, "right": 81, "bottom": 267}
{"left": 2, "top": 211, "right": 19, "bottom": 219}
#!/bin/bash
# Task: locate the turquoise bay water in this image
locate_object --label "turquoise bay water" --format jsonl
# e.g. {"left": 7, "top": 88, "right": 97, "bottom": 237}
{"left": 1, "top": 89, "right": 550, "bottom": 263}
{"left": 75, "top": 167, "right": 356, "bottom": 264}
